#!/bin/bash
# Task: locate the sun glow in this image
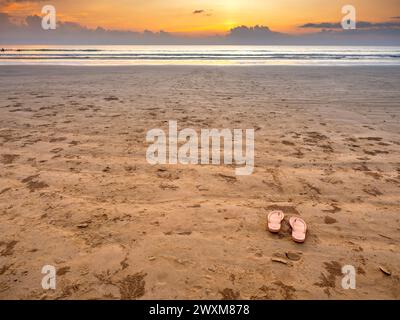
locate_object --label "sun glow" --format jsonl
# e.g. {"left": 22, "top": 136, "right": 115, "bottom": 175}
{"left": 220, "top": 0, "right": 247, "bottom": 12}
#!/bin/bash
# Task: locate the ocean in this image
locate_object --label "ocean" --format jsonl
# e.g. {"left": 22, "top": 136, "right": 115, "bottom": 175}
{"left": 1, "top": 45, "right": 400, "bottom": 66}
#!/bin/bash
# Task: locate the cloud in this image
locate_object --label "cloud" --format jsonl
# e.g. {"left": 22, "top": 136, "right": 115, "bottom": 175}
{"left": 300, "top": 21, "right": 400, "bottom": 29}
{"left": 0, "top": 14, "right": 399, "bottom": 45}
{"left": 224, "top": 24, "right": 400, "bottom": 45}
{"left": 227, "top": 25, "right": 285, "bottom": 41}
{"left": 0, "top": 0, "right": 47, "bottom": 5}
{"left": 0, "top": 11, "right": 15, "bottom": 28}
{"left": 0, "top": 0, "right": 47, "bottom": 3}
{"left": 229, "top": 25, "right": 273, "bottom": 35}
{"left": 0, "top": 0, "right": 48, "bottom": 12}
{"left": 192, "top": 9, "right": 211, "bottom": 16}
{"left": 0, "top": 14, "right": 178, "bottom": 44}
{"left": 300, "top": 22, "right": 342, "bottom": 29}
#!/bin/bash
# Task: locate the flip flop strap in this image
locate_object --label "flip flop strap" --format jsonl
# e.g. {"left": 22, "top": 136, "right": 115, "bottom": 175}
{"left": 293, "top": 218, "right": 305, "bottom": 231}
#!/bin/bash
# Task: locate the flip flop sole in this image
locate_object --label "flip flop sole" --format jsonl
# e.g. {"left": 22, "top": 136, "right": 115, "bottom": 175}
{"left": 289, "top": 217, "right": 307, "bottom": 243}
{"left": 267, "top": 211, "right": 284, "bottom": 233}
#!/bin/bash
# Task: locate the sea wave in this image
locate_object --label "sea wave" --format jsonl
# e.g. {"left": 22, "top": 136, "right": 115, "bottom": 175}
{"left": 1, "top": 46, "right": 400, "bottom": 65}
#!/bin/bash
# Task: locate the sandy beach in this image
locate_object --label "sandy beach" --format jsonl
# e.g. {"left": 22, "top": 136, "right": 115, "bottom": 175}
{"left": 0, "top": 65, "right": 399, "bottom": 300}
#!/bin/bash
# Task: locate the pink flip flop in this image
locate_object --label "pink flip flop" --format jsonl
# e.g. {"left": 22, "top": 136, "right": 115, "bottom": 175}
{"left": 289, "top": 216, "right": 307, "bottom": 243}
{"left": 267, "top": 210, "right": 285, "bottom": 233}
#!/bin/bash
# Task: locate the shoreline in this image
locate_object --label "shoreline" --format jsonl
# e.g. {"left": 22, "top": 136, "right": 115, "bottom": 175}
{"left": 2, "top": 63, "right": 400, "bottom": 67}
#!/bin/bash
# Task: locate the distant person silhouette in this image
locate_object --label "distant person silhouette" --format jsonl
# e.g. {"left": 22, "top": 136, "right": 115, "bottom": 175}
{"left": 1, "top": 48, "right": 4, "bottom": 52}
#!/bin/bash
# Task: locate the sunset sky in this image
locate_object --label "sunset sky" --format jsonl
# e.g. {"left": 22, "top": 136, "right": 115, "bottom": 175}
{"left": 1, "top": 0, "right": 399, "bottom": 35}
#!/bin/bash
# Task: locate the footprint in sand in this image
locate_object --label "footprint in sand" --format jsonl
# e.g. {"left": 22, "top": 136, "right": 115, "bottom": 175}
{"left": 0, "top": 154, "right": 19, "bottom": 165}
{"left": 314, "top": 261, "right": 342, "bottom": 297}
{"left": 21, "top": 175, "right": 49, "bottom": 192}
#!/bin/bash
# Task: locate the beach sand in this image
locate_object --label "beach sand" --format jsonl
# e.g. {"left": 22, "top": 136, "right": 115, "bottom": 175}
{"left": 0, "top": 65, "right": 399, "bottom": 299}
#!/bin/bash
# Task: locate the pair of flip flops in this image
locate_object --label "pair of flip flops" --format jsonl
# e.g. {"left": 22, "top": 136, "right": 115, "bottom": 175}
{"left": 267, "top": 210, "right": 307, "bottom": 243}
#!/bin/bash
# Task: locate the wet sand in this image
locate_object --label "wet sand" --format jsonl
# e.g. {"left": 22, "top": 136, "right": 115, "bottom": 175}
{"left": 0, "top": 65, "right": 399, "bottom": 299}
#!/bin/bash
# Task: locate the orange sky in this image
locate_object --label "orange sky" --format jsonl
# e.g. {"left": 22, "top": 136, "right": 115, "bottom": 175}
{"left": 1, "top": 0, "right": 400, "bottom": 35}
